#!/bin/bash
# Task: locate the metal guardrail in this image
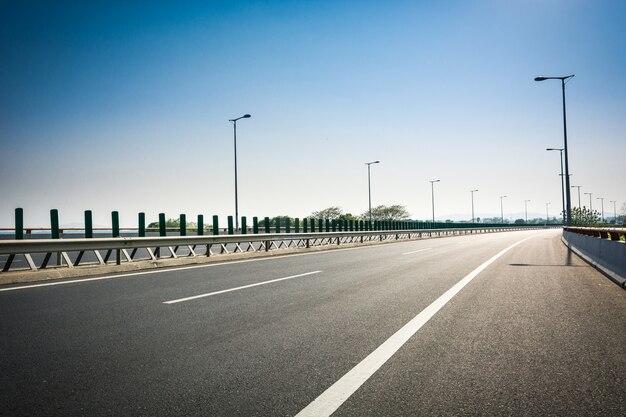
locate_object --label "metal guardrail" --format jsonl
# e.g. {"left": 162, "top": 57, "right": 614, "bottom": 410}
{"left": 563, "top": 227, "right": 626, "bottom": 242}
{"left": 0, "top": 226, "right": 552, "bottom": 273}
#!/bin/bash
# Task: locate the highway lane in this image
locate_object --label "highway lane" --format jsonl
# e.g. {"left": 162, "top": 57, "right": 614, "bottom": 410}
{"left": 1, "top": 229, "right": 624, "bottom": 416}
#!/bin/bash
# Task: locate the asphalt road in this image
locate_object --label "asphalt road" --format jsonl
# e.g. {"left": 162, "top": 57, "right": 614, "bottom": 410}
{"left": 1, "top": 229, "right": 624, "bottom": 416}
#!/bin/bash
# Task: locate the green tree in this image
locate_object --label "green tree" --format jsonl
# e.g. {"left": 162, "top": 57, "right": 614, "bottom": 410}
{"left": 147, "top": 218, "right": 180, "bottom": 228}
{"left": 570, "top": 206, "right": 601, "bottom": 226}
{"left": 362, "top": 204, "right": 410, "bottom": 221}
{"left": 310, "top": 206, "right": 343, "bottom": 219}
{"left": 270, "top": 216, "right": 295, "bottom": 227}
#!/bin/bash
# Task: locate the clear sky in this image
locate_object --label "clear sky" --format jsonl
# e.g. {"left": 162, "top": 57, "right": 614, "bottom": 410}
{"left": 1, "top": 0, "right": 625, "bottom": 227}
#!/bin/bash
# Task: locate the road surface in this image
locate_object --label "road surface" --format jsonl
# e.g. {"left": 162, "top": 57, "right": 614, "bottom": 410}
{"left": 1, "top": 229, "right": 624, "bottom": 416}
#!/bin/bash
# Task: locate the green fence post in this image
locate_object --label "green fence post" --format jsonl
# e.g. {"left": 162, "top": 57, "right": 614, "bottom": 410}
{"left": 15, "top": 208, "right": 24, "bottom": 240}
{"left": 302, "top": 218, "right": 308, "bottom": 233}
{"left": 286, "top": 218, "right": 291, "bottom": 233}
{"left": 264, "top": 217, "right": 270, "bottom": 233}
{"left": 318, "top": 219, "right": 323, "bottom": 232}
{"left": 253, "top": 217, "right": 259, "bottom": 234}
{"left": 197, "top": 215, "right": 204, "bottom": 236}
{"left": 50, "top": 209, "right": 60, "bottom": 239}
{"left": 309, "top": 218, "right": 315, "bottom": 232}
{"left": 112, "top": 211, "right": 120, "bottom": 237}
{"left": 159, "top": 213, "right": 166, "bottom": 236}
{"left": 295, "top": 218, "right": 300, "bottom": 233}
{"left": 180, "top": 214, "right": 186, "bottom": 236}
{"left": 275, "top": 218, "right": 281, "bottom": 233}
{"left": 241, "top": 216, "right": 247, "bottom": 234}
{"left": 85, "top": 210, "right": 93, "bottom": 238}
{"left": 212, "top": 215, "right": 219, "bottom": 235}
{"left": 228, "top": 216, "right": 234, "bottom": 235}
{"left": 325, "top": 219, "right": 330, "bottom": 232}
{"left": 138, "top": 212, "right": 145, "bottom": 237}
{"left": 332, "top": 219, "right": 337, "bottom": 232}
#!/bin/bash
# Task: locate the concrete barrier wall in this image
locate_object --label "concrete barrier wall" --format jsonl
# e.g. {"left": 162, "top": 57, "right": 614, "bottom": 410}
{"left": 562, "top": 230, "right": 626, "bottom": 288}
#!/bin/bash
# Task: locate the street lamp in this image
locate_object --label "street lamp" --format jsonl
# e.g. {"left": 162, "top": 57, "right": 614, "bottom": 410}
{"left": 535, "top": 74, "right": 575, "bottom": 225}
{"left": 524, "top": 200, "right": 531, "bottom": 224}
{"left": 366, "top": 161, "right": 380, "bottom": 223}
{"left": 610, "top": 200, "right": 617, "bottom": 224}
{"left": 597, "top": 197, "right": 605, "bottom": 223}
{"left": 546, "top": 148, "right": 565, "bottom": 224}
{"left": 430, "top": 179, "right": 440, "bottom": 223}
{"left": 500, "top": 195, "right": 507, "bottom": 224}
{"left": 571, "top": 185, "right": 582, "bottom": 208}
{"left": 546, "top": 202, "right": 551, "bottom": 226}
{"left": 584, "top": 192, "right": 593, "bottom": 211}
{"left": 229, "top": 114, "right": 251, "bottom": 230}
{"left": 470, "top": 189, "right": 478, "bottom": 223}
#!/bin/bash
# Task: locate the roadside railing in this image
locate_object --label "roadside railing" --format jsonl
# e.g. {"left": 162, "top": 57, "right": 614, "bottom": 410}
{"left": 563, "top": 227, "right": 626, "bottom": 242}
{"left": 0, "top": 226, "right": 552, "bottom": 273}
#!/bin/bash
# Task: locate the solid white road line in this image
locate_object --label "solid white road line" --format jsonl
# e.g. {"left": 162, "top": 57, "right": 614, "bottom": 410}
{"left": 294, "top": 235, "right": 535, "bottom": 417}
{"left": 163, "top": 271, "right": 322, "bottom": 304}
{"left": 401, "top": 248, "right": 432, "bottom": 255}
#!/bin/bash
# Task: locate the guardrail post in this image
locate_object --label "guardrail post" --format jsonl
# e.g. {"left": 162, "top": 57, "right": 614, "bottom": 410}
{"left": 253, "top": 217, "right": 259, "bottom": 234}
{"left": 180, "top": 214, "right": 186, "bottom": 236}
{"left": 197, "top": 215, "right": 204, "bottom": 236}
{"left": 295, "top": 218, "right": 300, "bottom": 233}
{"left": 83, "top": 210, "right": 93, "bottom": 238}
{"left": 15, "top": 208, "right": 24, "bottom": 240}
{"left": 112, "top": 211, "right": 120, "bottom": 238}
{"left": 159, "top": 213, "right": 166, "bottom": 237}
{"left": 228, "top": 216, "right": 234, "bottom": 235}
{"left": 138, "top": 212, "right": 145, "bottom": 237}
{"left": 213, "top": 215, "right": 219, "bottom": 235}
{"left": 51, "top": 209, "right": 60, "bottom": 239}
{"left": 241, "top": 216, "right": 247, "bottom": 234}
{"left": 286, "top": 218, "right": 291, "bottom": 233}
{"left": 264, "top": 217, "right": 270, "bottom": 233}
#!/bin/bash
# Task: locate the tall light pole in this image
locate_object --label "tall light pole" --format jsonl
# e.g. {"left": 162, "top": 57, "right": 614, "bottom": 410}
{"left": 571, "top": 185, "right": 582, "bottom": 208}
{"left": 500, "top": 195, "right": 507, "bottom": 224}
{"left": 470, "top": 189, "right": 478, "bottom": 223}
{"left": 584, "top": 192, "right": 593, "bottom": 211}
{"left": 366, "top": 161, "right": 380, "bottom": 223}
{"left": 546, "top": 148, "right": 565, "bottom": 224}
{"left": 546, "top": 202, "right": 551, "bottom": 226}
{"left": 229, "top": 114, "right": 251, "bottom": 230}
{"left": 597, "top": 197, "right": 605, "bottom": 223}
{"left": 610, "top": 200, "right": 617, "bottom": 224}
{"left": 535, "top": 74, "right": 574, "bottom": 225}
{"left": 430, "top": 179, "right": 440, "bottom": 223}
{"left": 524, "top": 200, "right": 531, "bottom": 224}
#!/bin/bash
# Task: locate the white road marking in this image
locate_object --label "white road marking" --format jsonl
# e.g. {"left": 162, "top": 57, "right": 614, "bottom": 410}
{"left": 163, "top": 271, "right": 322, "bottom": 304}
{"left": 295, "top": 235, "right": 534, "bottom": 417}
{"left": 401, "top": 248, "right": 432, "bottom": 255}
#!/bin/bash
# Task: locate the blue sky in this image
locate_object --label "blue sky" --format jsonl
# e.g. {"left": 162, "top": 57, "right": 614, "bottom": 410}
{"left": 1, "top": 0, "right": 625, "bottom": 227}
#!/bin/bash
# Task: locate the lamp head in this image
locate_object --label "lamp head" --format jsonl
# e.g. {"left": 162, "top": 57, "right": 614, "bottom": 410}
{"left": 535, "top": 76, "right": 547, "bottom": 81}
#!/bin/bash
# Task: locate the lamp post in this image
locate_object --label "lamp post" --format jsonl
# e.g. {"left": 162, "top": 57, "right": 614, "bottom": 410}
{"left": 430, "top": 179, "right": 440, "bottom": 223}
{"left": 229, "top": 114, "right": 251, "bottom": 230}
{"left": 597, "top": 197, "right": 605, "bottom": 223}
{"left": 571, "top": 185, "right": 582, "bottom": 208}
{"left": 546, "top": 148, "right": 565, "bottom": 224}
{"left": 500, "top": 195, "right": 507, "bottom": 224}
{"left": 584, "top": 192, "right": 593, "bottom": 211}
{"left": 366, "top": 161, "right": 380, "bottom": 223}
{"left": 470, "top": 189, "right": 478, "bottom": 223}
{"left": 524, "top": 200, "right": 531, "bottom": 224}
{"left": 535, "top": 74, "right": 574, "bottom": 225}
{"left": 546, "top": 202, "right": 551, "bottom": 226}
{"left": 610, "top": 200, "right": 617, "bottom": 224}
